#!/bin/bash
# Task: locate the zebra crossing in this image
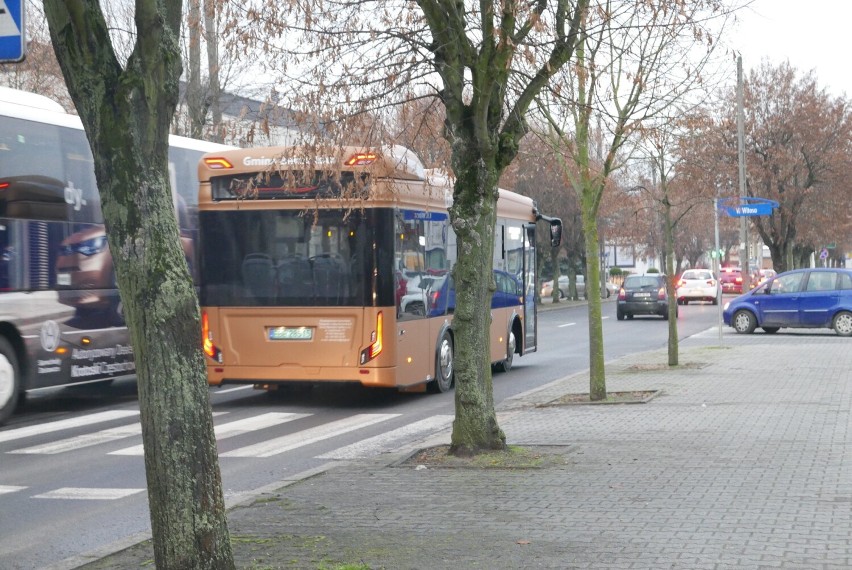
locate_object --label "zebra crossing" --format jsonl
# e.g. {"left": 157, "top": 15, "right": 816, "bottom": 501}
{"left": 0, "top": 409, "right": 454, "bottom": 501}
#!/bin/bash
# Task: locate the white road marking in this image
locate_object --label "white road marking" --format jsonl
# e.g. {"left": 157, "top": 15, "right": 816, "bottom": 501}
{"left": 32, "top": 487, "right": 145, "bottom": 500}
{"left": 220, "top": 413, "right": 400, "bottom": 458}
{"left": 0, "top": 410, "right": 139, "bottom": 444}
{"left": 9, "top": 411, "right": 232, "bottom": 455}
{"left": 317, "top": 414, "right": 454, "bottom": 460}
{"left": 0, "top": 485, "right": 26, "bottom": 495}
{"left": 558, "top": 322, "right": 576, "bottom": 328}
{"left": 108, "top": 412, "right": 309, "bottom": 456}
{"left": 10, "top": 423, "right": 141, "bottom": 455}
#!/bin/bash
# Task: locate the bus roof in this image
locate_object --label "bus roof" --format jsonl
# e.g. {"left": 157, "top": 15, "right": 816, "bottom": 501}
{"left": 199, "top": 145, "right": 538, "bottom": 221}
{"left": 199, "top": 144, "right": 427, "bottom": 181}
{"left": 0, "top": 86, "right": 67, "bottom": 113}
{"left": 0, "top": 87, "right": 234, "bottom": 154}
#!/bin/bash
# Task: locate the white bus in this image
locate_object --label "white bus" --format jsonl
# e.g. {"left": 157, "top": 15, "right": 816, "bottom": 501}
{"left": 0, "top": 87, "right": 233, "bottom": 424}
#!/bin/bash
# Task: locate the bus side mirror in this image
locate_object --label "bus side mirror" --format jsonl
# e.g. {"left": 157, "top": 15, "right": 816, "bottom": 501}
{"left": 536, "top": 214, "right": 563, "bottom": 248}
{"left": 549, "top": 220, "right": 562, "bottom": 248}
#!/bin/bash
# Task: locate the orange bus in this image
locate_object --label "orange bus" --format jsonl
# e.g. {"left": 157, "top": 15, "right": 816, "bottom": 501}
{"left": 197, "top": 145, "right": 561, "bottom": 393}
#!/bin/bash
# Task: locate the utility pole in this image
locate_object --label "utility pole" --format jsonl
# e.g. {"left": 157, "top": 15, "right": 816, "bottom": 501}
{"left": 737, "top": 56, "right": 750, "bottom": 291}
{"left": 714, "top": 197, "right": 722, "bottom": 345}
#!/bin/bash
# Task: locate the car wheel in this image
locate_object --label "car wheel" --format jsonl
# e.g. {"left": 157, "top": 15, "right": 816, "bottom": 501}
{"left": 732, "top": 310, "right": 757, "bottom": 334}
{"left": 712, "top": 297, "right": 718, "bottom": 306}
{"left": 616, "top": 308, "right": 625, "bottom": 321}
{"left": 832, "top": 311, "right": 852, "bottom": 337}
{"left": 0, "top": 337, "right": 21, "bottom": 426}
{"left": 762, "top": 327, "right": 779, "bottom": 334}
{"left": 557, "top": 289, "right": 566, "bottom": 300}
{"left": 626, "top": 313, "right": 634, "bottom": 320}
{"left": 496, "top": 330, "right": 515, "bottom": 373}
{"left": 429, "top": 331, "right": 454, "bottom": 393}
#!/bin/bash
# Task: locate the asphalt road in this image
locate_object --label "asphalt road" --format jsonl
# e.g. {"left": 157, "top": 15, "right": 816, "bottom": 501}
{"left": 0, "top": 299, "right": 721, "bottom": 569}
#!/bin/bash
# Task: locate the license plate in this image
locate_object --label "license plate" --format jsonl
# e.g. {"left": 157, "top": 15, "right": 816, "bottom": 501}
{"left": 57, "top": 273, "right": 71, "bottom": 286}
{"left": 634, "top": 292, "right": 651, "bottom": 298}
{"left": 267, "top": 326, "right": 313, "bottom": 340}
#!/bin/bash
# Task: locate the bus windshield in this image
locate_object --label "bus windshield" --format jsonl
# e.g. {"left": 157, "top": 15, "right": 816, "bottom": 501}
{"left": 199, "top": 208, "right": 394, "bottom": 307}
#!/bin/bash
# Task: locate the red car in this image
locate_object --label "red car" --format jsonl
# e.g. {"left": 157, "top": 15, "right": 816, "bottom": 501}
{"left": 719, "top": 267, "right": 743, "bottom": 294}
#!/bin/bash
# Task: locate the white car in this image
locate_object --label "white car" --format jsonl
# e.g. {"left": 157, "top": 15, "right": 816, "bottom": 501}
{"left": 676, "top": 269, "right": 719, "bottom": 305}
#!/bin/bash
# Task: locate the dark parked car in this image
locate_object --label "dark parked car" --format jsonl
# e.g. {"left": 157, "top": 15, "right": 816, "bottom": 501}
{"left": 723, "top": 268, "right": 852, "bottom": 336}
{"left": 616, "top": 274, "right": 676, "bottom": 320}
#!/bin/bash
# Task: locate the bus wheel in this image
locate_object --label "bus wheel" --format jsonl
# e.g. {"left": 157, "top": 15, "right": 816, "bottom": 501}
{"left": 0, "top": 337, "right": 21, "bottom": 425}
{"left": 496, "top": 330, "right": 515, "bottom": 373}
{"left": 429, "top": 332, "right": 454, "bottom": 393}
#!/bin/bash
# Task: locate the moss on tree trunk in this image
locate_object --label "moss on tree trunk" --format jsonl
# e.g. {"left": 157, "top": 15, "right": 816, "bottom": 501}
{"left": 43, "top": 1, "right": 234, "bottom": 567}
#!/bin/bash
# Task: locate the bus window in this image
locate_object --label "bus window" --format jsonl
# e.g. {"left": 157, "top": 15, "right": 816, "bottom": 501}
{"left": 198, "top": 208, "right": 390, "bottom": 308}
{"left": 395, "top": 211, "right": 425, "bottom": 319}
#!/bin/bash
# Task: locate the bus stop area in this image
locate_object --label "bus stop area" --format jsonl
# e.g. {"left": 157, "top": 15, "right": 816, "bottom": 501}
{"left": 74, "top": 330, "right": 852, "bottom": 569}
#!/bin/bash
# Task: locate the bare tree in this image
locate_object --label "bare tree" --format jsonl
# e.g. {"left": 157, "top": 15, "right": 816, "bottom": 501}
{"left": 679, "top": 62, "right": 852, "bottom": 272}
{"left": 42, "top": 1, "right": 233, "bottom": 567}
{"left": 536, "top": 1, "right": 731, "bottom": 399}
{"left": 641, "top": 121, "right": 715, "bottom": 366}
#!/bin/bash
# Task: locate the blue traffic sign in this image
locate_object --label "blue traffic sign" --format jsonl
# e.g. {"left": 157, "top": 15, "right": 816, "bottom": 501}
{"left": 718, "top": 196, "right": 779, "bottom": 218}
{"left": 0, "top": 0, "right": 25, "bottom": 63}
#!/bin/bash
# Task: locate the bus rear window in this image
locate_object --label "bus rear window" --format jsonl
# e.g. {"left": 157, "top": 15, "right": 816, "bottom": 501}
{"left": 210, "top": 171, "right": 367, "bottom": 201}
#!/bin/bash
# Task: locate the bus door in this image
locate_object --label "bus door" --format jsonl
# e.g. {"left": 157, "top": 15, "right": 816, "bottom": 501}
{"left": 395, "top": 210, "right": 433, "bottom": 385}
{"left": 523, "top": 223, "right": 537, "bottom": 352}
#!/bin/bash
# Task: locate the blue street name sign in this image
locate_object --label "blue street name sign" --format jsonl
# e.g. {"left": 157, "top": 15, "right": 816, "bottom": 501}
{"left": 0, "top": 0, "right": 25, "bottom": 63}
{"left": 718, "top": 197, "right": 779, "bottom": 218}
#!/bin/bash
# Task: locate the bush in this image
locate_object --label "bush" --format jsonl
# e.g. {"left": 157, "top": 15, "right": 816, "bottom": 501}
{"left": 608, "top": 267, "right": 623, "bottom": 277}
{"left": 646, "top": 267, "right": 659, "bottom": 273}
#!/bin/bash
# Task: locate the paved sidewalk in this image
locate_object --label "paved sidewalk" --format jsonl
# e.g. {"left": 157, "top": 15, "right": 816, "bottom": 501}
{"left": 79, "top": 329, "right": 852, "bottom": 569}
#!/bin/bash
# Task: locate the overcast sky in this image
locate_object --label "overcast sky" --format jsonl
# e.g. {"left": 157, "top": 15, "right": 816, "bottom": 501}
{"left": 728, "top": 0, "right": 851, "bottom": 97}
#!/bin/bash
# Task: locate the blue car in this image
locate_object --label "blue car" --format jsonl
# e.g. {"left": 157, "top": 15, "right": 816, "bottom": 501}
{"left": 723, "top": 268, "right": 852, "bottom": 336}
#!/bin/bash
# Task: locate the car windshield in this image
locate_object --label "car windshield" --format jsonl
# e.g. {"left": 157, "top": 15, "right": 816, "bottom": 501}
{"left": 624, "top": 276, "right": 661, "bottom": 289}
{"left": 683, "top": 271, "right": 712, "bottom": 280}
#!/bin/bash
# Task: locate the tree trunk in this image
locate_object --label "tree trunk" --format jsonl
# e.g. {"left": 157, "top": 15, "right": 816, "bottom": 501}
{"left": 43, "top": 2, "right": 234, "bottom": 567}
{"left": 663, "top": 199, "right": 679, "bottom": 366}
{"left": 204, "top": 0, "right": 224, "bottom": 143}
{"left": 550, "top": 247, "right": 561, "bottom": 303}
{"left": 187, "top": 0, "right": 206, "bottom": 139}
{"left": 449, "top": 160, "right": 506, "bottom": 455}
{"left": 581, "top": 197, "right": 606, "bottom": 401}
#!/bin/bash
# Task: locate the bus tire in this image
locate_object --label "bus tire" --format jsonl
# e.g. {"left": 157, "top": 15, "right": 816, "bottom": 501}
{"left": 0, "top": 337, "right": 21, "bottom": 426}
{"left": 429, "top": 331, "right": 454, "bottom": 393}
{"left": 496, "top": 329, "right": 516, "bottom": 373}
